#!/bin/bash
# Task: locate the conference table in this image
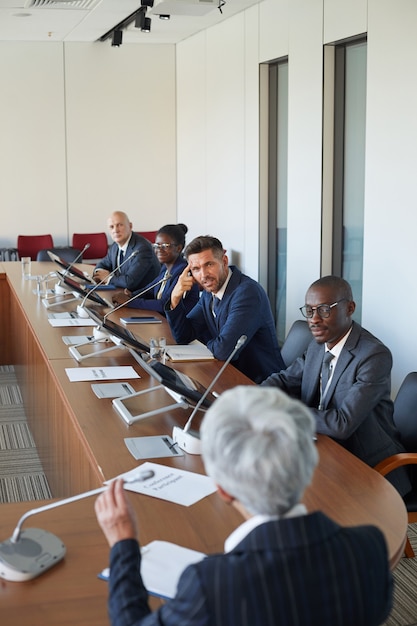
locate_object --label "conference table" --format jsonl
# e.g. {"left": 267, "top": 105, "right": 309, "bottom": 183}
{"left": 0, "top": 261, "right": 408, "bottom": 626}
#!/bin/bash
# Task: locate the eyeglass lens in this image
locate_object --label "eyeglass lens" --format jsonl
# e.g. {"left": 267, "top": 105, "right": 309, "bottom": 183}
{"left": 301, "top": 305, "right": 332, "bottom": 319}
{"left": 153, "top": 243, "right": 174, "bottom": 250}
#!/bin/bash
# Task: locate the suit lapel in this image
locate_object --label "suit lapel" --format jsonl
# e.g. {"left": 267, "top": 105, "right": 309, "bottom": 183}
{"left": 304, "top": 342, "right": 325, "bottom": 404}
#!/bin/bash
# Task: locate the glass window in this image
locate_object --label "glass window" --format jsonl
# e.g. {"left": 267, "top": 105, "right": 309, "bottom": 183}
{"left": 267, "top": 60, "right": 288, "bottom": 345}
{"left": 333, "top": 40, "right": 367, "bottom": 321}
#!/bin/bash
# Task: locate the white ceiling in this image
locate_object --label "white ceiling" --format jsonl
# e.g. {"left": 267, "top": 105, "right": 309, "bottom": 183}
{"left": 0, "top": 0, "right": 261, "bottom": 45}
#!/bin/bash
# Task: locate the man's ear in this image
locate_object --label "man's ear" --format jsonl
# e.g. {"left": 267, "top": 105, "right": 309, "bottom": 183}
{"left": 347, "top": 300, "right": 356, "bottom": 315}
{"left": 216, "top": 484, "right": 234, "bottom": 504}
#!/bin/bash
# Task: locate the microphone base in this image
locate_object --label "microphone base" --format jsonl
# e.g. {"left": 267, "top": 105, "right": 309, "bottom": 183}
{"left": 54, "top": 283, "right": 72, "bottom": 295}
{"left": 172, "top": 426, "right": 202, "bottom": 455}
{"left": 76, "top": 304, "right": 90, "bottom": 318}
{"left": 0, "top": 528, "right": 66, "bottom": 581}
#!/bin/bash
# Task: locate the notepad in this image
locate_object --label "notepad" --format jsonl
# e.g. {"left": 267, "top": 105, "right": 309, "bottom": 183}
{"left": 99, "top": 540, "right": 206, "bottom": 599}
{"left": 166, "top": 340, "right": 214, "bottom": 362}
{"left": 65, "top": 366, "right": 140, "bottom": 382}
{"left": 49, "top": 318, "right": 96, "bottom": 327}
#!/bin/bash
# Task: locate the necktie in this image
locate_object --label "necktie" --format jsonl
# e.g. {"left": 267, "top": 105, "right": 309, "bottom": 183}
{"left": 212, "top": 296, "right": 221, "bottom": 318}
{"left": 319, "top": 351, "right": 334, "bottom": 409}
{"left": 156, "top": 269, "right": 169, "bottom": 299}
{"left": 119, "top": 249, "right": 124, "bottom": 266}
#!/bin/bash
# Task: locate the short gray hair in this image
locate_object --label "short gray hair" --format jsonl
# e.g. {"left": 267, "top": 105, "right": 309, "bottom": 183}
{"left": 201, "top": 386, "right": 318, "bottom": 516}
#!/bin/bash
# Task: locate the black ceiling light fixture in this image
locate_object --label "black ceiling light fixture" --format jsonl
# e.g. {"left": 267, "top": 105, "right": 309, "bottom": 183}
{"left": 141, "top": 16, "right": 152, "bottom": 33}
{"left": 134, "top": 8, "right": 146, "bottom": 29}
{"left": 99, "top": 3, "right": 154, "bottom": 45}
{"left": 111, "top": 29, "right": 123, "bottom": 47}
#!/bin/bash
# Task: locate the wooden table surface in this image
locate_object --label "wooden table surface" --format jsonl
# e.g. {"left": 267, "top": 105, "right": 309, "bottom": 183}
{"left": 0, "top": 261, "right": 408, "bottom": 625}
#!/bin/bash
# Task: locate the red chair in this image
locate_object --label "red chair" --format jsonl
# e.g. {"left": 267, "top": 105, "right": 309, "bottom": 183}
{"left": 17, "top": 234, "right": 54, "bottom": 261}
{"left": 72, "top": 233, "right": 108, "bottom": 261}
{"left": 137, "top": 230, "right": 158, "bottom": 244}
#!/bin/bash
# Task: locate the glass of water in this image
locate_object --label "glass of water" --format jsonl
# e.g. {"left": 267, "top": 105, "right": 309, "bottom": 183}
{"left": 150, "top": 337, "right": 166, "bottom": 363}
{"left": 21, "top": 257, "right": 31, "bottom": 279}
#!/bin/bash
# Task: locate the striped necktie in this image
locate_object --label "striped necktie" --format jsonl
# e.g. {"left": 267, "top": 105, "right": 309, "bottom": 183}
{"left": 319, "top": 351, "right": 334, "bottom": 409}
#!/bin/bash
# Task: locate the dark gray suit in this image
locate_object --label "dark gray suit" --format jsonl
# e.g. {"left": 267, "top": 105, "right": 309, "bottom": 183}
{"left": 95, "top": 232, "right": 160, "bottom": 291}
{"left": 263, "top": 321, "right": 411, "bottom": 496}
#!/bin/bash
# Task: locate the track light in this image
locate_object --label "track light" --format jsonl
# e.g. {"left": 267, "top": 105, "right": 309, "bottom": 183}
{"left": 159, "top": 14, "right": 170, "bottom": 20}
{"left": 142, "top": 16, "right": 152, "bottom": 33}
{"left": 111, "top": 30, "right": 122, "bottom": 46}
{"left": 141, "top": 0, "right": 154, "bottom": 6}
{"left": 134, "top": 10, "right": 145, "bottom": 29}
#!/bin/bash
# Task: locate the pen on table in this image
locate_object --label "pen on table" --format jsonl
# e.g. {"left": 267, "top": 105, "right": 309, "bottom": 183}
{"left": 97, "top": 470, "right": 156, "bottom": 497}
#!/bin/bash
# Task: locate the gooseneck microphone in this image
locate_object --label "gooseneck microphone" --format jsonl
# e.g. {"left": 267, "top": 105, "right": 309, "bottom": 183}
{"left": 59, "top": 242, "right": 91, "bottom": 278}
{"left": 48, "top": 243, "right": 92, "bottom": 297}
{"left": 0, "top": 469, "right": 155, "bottom": 582}
{"left": 102, "top": 273, "right": 172, "bottom": 322}
{"left": 77, "top": 250, "right": 139, "bottom": 316}
{"left": 172, "top": 334, "right": 247, "bottom": 455}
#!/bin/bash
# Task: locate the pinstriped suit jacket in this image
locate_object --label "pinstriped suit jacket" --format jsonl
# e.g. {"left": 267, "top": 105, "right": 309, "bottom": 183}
{"left": 108, "top": 512, "right": 392, "bottom": 626}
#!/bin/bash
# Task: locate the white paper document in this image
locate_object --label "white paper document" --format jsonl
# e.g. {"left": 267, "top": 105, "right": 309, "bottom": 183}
{"left": 49, "top": 318, "right": 96, "bottom": 327}
{"left": 166, "top": 340, "right": 214, "bottom": 362}
{"left": 48, "top": 311, "right": 79, "bottom": 319}
{"left": 65, "top": 366, "right": 140, "bottom": 382}
{"left": 115, "top": 461, "right": 217, "bottom": 506}
{"left": 99, "top": 540, "right": 206, "bottom": 599}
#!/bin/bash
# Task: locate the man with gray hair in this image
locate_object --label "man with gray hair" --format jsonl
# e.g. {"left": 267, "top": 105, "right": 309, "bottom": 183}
{"left": 95, "top": 386, "right": 392, "bottom": 626}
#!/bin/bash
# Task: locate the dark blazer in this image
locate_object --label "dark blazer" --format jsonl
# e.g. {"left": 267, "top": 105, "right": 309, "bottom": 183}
{"left": 95, "top": 232, "right": 160, "bottom": 291}
{"left": 263, "top": 321, "right": 411, "bottom": 495}
{"left": 127, "top": 256, "right": 199, "bottom": 316}
{"left": 107, "top": 512, "right": 392, "bottom": 626}
{"left": 165, "top": 266, "right": 284, "bottom": 383}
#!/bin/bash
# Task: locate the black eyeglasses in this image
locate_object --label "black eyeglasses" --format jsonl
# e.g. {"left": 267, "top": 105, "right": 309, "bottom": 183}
{"left": 152, "top": 243, "right": 176, "bottom": 251}
{"left": 299, "top": 299, "right": 347, "bottom": 319}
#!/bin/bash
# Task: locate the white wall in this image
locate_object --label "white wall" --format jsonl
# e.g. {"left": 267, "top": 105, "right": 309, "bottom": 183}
{"left": 363, "top": 0, "right": 417, "bottom": 390}
{"left": 177, "top": 10, "right": 260, "bottom": 276}
{"left": 0, "top": 43, "right": 67, "bottom": 245}
{"left": 0, "top": 41, "right": 176, "bottom": 248}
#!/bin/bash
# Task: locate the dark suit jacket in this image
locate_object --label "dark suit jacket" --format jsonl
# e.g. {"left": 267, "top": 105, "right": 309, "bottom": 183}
{"left": 165, "top": 266, "right": 284, "bottom": 383}
{"left": 127, "top": 256, "right": 199, "bottom": 315}
{"left": 107, "top": 512, "right": 392, "bottom": 626}
{"left": 95, "top": 232, "right": 160, "bottom": 291}
{"left": 263, "top": 321, "right": 411, "bottom": 495}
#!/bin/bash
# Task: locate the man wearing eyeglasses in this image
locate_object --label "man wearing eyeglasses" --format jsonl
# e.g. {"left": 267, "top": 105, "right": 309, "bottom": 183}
{"left": 262, "top": 275, "right": 411, "bottom": 497}
{"left": 93, "top": 211, "right": 160, "bottom": 291}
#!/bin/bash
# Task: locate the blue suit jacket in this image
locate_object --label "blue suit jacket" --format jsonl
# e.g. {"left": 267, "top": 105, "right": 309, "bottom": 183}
{"left": 126, "top": 256, "right": 199, "bottom": 315}
{"left": 263, "top": 321, "right": 411, "bottom": 496}
{"left": 95, "top": 232, "right": 160, "bottom": 291}
{"left": 107, "top": 512, "right": 392, "bottom": 626}
{"left": 165, "top": 266, "right": 284, "bottom": 383}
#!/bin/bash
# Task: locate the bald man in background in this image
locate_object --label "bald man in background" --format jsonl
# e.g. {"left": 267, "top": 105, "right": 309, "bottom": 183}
{"left": 93, "top": 211, "right": 160, "bottom": 291}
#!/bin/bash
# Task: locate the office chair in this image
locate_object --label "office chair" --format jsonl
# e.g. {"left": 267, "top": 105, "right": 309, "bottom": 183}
{"left": 280, "top": 320, "right": 312, "bottom": 367}
{"left": 36, "top": 247, "right": 82, "bottom": 262}
{"left": 72, "top": 232, "right": 108, "bottom": 261}
{"left": 137, "top": 230, "right": 158, "bottom": 244}
{"left": 17, "top": 234, "right": 54, "bottom": 261}
{"left": 374, "top": 372, "right": 417, "bottom": 557}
